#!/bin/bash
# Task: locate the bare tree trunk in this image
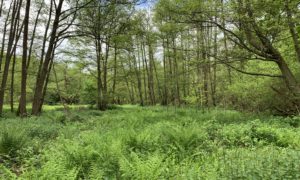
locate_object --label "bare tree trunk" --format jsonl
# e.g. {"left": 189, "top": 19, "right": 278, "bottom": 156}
{"left": 196, "top": 27, "right": 202, "bottom": 106}
{"left": 95, "top": 39, "right": 103, "bottom": 110}
{"left": 211, "top": 24, "right": 218, "bottom": 106}
{"left": 161, "top": 38, "right": 168, "bottom": 105}
{"left": 0, "top": 0, "right": 4, "bottom": 17}
{"left": 185, "top": 33, "right": 191, "bottom": 97}
{"left": 10, "top": 51, "right": 16, "bottom": 112}
{"left": 112, "top": 43, "right": 117, "bottom": 103}
{"left": 172, "top": 37, "right": 180, "bottom": 105}
{"left": 19, "top": 0, "right": 31, "bottom": 117}
{"left": 147, "top": 37, "right": 156, "bottom": 105}
{"left": 166, "top": 38, "right": 174, "bottom": 103}
{"left": 36, "top": 39, "right": 57, "bottom": 113}
{"left": 142, "top": 40, "right": 152, "bottom": 104}
{"left": 101, "top": 41, "right": 109, "bottom": 110}
{"left": 180, "top": 33, "right": 187, "bottom": 99}
{"left": 140, "top": 40, "right": 148, "bottom": 104}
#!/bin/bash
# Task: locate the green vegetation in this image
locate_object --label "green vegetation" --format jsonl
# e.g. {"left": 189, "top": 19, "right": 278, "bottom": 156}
{"left": 0, "top": 0, "right": 300, "bottom": 179}
{"left": 0, "top": 106, "right": 299, "bottom": 179}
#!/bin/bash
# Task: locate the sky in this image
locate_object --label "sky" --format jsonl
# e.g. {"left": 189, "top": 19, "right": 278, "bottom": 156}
{"left": 136, "top": 0, "right": 157, "bottom": 10}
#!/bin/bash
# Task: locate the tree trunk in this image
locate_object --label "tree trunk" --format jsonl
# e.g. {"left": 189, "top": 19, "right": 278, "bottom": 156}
{"left": 0, "top": 0, "right": 22, "bottom": 115}
{"left": 95, "top": 39, "right": 103, "bottom": 110}
{"left": 140, "top": 40, "right": 148, "bottom": 104}
{"left": 172, "top": 37, "right": 180, "bottom": 105}
{"left": 19, "top": 0, "right": 31, "bottom": 117}
{"left": 32, "top": 0, "right": 64, "bottom": 115}
{"left": 112, "top": 43, "right": 118, "bottom": 103}
{"left": 26, "top": 2, "right": 42, "bottom": 69}
{"left": 0, "top": 1, "right": 13, "bottom": 73}
{"left": 161, "top": 38, "right": 168, "bottom": 105}
{"left": 147, "top": 37, "right": 156, "bottom": 105}
{"left": 101, "top": 42, "right": 109, "bottom": 110}
{"left": 10, "top": 52, "right": 16, "bottom": 112}
{"left": 132, "top": 46, "right": 144, "bottom": 106}
{"left": 221, "top": 0, "right": 232, "bottom": 84}
{"left": 276, "top": 58, "right": 300, "bottom": 94}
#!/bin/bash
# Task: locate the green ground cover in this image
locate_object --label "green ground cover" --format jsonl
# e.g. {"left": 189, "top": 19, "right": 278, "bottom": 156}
{"left": 0, "top": 106, "right": 300, "bottom": 179}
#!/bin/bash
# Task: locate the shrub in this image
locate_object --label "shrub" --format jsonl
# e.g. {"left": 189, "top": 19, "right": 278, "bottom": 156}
{"left": 120, "top": 152, "right": 167, "bottom": 179}
{"left": 124, "top": 129, "right": 158, "bottom": 154}
{"left": 0, "top": 129, "right": 28, "bottom": 157}
{"left": 283, "top": 116, "right": 300, "bottom": 128}
{"left": 1, "top": 106, "right": 299, "bottom": 179}
{"left": 27, "top": 125, "right": 60, "bottom": 140}
{"left": 159, "top": 123, "right": 209, "bottom": 159}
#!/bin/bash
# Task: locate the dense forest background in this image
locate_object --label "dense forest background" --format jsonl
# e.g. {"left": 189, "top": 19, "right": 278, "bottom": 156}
{"left": 0, "top": 0, "right": 299, "bottom": 116}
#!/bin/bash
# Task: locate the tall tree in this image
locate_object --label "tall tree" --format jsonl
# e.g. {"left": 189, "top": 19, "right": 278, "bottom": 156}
{"left": 18, "top": 0, "right": 31, "bottom": 117}
{"left": 0, "top": 0, "right": 23, "bottom": 115}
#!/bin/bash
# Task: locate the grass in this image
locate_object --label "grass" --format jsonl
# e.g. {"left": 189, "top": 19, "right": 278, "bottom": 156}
{"left": 0, "top": 105, "right": 299, "bottom": 179}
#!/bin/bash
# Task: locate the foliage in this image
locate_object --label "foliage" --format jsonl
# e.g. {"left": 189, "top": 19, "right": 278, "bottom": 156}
{"left": 0, "top": 106, "right": 299, "bottom": 179}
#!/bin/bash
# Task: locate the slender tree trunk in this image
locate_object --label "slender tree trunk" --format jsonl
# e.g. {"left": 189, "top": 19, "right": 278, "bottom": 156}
{"left": 0, "top": 0, "right": 4, "bottom": 17}
{"left": 166, "top": 38, "right": 174, "bottom": 103}
{"left": 180, "top": 33, "right": 187, "bottom": 99}
{"left": 19, "top": 0, "right": 31, "bottom": 117}
{"left": 10, "top": 52, "right": 16, "bottom": 112}
{"left": 140, "top": 41, "right": 148, "bottom": 104}
{"left": 186, "top": 32, "right": 191, "bottom": 97}
{"left": 101, "top": 42, "right": 109, "bottom": 110}
{"left": 26, "top": 2, "right": 42, "bottom": 69}
{"left": 112, "top": 43, "right": 117, "bottom": 103}
{"left": 0, "top": 0, "right": 22, "bottom": 115}
{"left": 142, "top": 40, "right": 152, "bottom": 104}
{"left": 37, "top": 40, "right": 57, "bottom": 113}
{"left": 0, "top": 1, "right": 13, "bottom": 73}
{"left": 172, "top": 37, "right": 180, "bottom": 105}
{"left": 196, "top": 27, "right": 202, "bottom": 105}
{"left": 221, "top": 0, "right": 232, "bottom": 84}
{"left": 95, "top": 39, "right": 103, "bottom": 110}
{"left": 147, "top": 37, "right": 156, "bottom": 105}
{"left": 162, "top": 38, "right": 168, "bottom": 105}
{"left": 211, "top": 25, "right": 218, "bottom": 106}
{"left": 201, "top": 26, "right": 209, "bottom": 107}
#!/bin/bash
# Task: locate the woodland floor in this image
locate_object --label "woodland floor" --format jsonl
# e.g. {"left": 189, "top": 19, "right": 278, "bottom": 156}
{"left": 0, "top": 105, "right": 300, "bottom": 179}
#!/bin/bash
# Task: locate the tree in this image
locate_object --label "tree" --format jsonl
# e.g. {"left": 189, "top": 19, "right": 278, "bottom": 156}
{"left": 32, "top": 0, "right": 85, "bottom": 115}
{"left": 0, "top": 0, "right": 23, "bottom": 115}
{"left": 18, "top": 0, "right": 31, "bottom": 117}
{"left": 77, "top": 0, "right": 136, "bottom": 110}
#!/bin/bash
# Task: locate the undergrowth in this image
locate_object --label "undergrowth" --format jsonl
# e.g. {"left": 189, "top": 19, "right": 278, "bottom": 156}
{"left": 0, "top": 105, "right": 299, "bottom": 179}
